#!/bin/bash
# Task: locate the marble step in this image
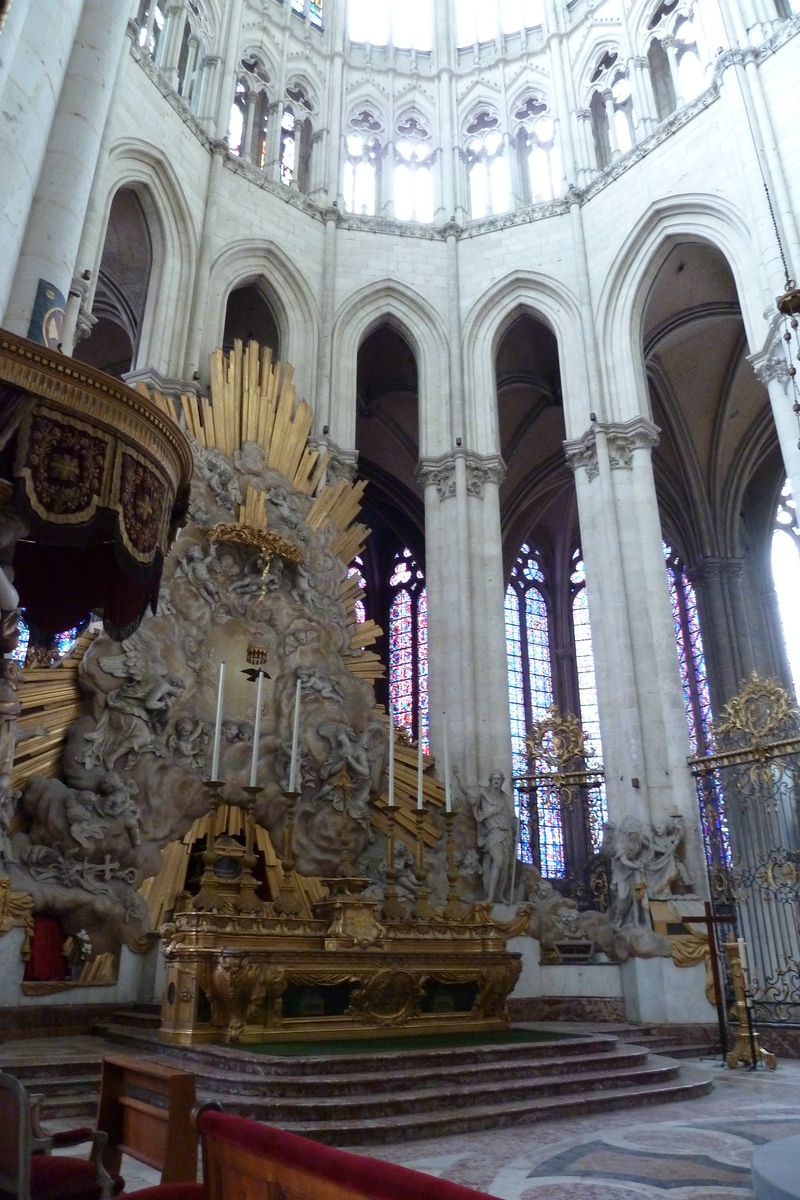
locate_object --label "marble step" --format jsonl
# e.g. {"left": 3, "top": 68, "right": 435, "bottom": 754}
{"left": 189, "top": 1046, "right": 651, "bottom": 1099}
{"left": 206, "top": 1058, "right": 686, "bottom": 1124}
{"left": 276, "top": 1070, "right": 715, "bottom": 1145}
{"left": 94, "top": 1020, "right": 620, "bottom": 1075}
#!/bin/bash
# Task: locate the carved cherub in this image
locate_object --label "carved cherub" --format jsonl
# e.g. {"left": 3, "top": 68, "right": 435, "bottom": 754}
{"left": 167, "top": 717, "right": 208, "bottom": 770}
{"left": 178, "top": 545, "right": 220, "bottom": 608}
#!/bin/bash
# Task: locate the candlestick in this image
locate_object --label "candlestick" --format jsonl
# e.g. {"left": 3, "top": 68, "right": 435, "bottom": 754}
{"left": 737, "top": 936, "right": 748, "bottom": 974}
{"left": 210, "top": 661, "right": 225, "bottom": 780}
{"left": 417, "top": 733, "right": 424, "bottom": 810}
{"left": 249, "top": 669, "right": 264, "bottom": 787}
{"left": 387, "top": 704, "right": 395, "bottom": 807}
{"left": 442, "top": 713, "right": 451, "bottom": 812}
{"left": 288, "top": 677, "right": 302, "bottom": 793}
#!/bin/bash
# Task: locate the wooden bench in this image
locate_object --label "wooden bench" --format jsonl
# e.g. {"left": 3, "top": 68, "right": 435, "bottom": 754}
{"left": 197, "top": 1108, "right": 496, "bottom": 1200}
{"left": 96, "top": 1054, "right": 197, "bottom": 1184}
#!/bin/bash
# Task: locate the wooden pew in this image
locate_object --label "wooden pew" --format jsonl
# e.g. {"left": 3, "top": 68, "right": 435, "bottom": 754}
{"left": 96, "top": 1054, "right": 197, "bottom": 1184}
{"left": 197, "top": 1108, "right": 497, "bottom": 1200}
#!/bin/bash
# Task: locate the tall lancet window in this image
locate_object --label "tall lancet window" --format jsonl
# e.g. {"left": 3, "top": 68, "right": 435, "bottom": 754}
{"left": 570, "top": 551, "right": 607, "bottom": 849}
{"left": 388, "top": 548, "right": 428, "bottom": 751}
{"left": 504, "top": 544, "right": 562, "bottom": 872}
{"left": 663, "top": 542, "right": 712, "bottom": 755}
{"left": 466, "top": 111, "right": 510, "bottom": 218}
{"left": 772, "top": 479, "right": 800, "bottom": 698}
{"left": 394, "top": 116, "right": 434, "bottom": 223}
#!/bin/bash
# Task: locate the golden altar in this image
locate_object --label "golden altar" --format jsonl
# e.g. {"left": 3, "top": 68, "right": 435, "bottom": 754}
{"left": 157, "top": 797, "right": 523, "bottom": 1046}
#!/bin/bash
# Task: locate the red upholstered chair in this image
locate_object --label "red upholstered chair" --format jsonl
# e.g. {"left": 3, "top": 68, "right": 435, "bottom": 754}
{"left": 197, "top": 1109, "right": 499, "bottom": 1200}
{"left": 29, "top": 1094, "right": 94, "bottom": 1153}
{"left": 0, "top": 1071, "right": 123, "bottom": 1200}
{"left": 119, "top": 1188, "right": 203, "bottom": 1200}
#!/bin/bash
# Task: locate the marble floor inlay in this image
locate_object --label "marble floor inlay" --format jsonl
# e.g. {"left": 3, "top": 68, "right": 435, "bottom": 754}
{"left": 354, "top": 1059, "right": 800, "bottom": 1198}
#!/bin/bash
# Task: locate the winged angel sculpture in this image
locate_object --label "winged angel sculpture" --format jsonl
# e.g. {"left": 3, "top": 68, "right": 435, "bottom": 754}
{"left": 79, "top": 632, "right": 185, "bottom": 772}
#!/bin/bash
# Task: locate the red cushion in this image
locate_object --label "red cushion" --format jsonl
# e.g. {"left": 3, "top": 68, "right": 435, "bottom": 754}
{"left": 30, "top": 1155, "right": 123, "bottom": 1200}
{"left": 198, "top": 1111, "right": 495, "bottom": 1200}
{"left": 51, "top": 1128, "right": 95, "bottom": 1147}
{"left": 120, "top": 1187, "right": 203, "bottom": 1200}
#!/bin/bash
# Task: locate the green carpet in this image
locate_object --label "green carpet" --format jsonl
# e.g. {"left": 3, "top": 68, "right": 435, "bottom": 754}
{"left": 241, "top": 1028, "right": 570, "bottom": 1057}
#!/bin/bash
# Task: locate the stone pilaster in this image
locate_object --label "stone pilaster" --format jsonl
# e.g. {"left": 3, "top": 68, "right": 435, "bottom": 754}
{"left": 564, "top": 417, "right": 708, "bottom": 897}
{"left": 417, "top": 449, "right": 510, "bottom": 789}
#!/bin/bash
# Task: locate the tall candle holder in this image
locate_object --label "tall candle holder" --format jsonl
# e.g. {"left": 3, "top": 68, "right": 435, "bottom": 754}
{"left": 411, "top": 807, "right": 437, "bottom": 921}
{"left": 236, "top": 785, "right": 265, "bottom": 914}
{"left": 443, "top": 810, "right": 471, "bottom": 922}
{"left": 722, "top": 941, "right": 777, "bottom": 1070}
{"left": 194, "top": 780, "right": 227, "bottom": 911}
{"left": 381, "top": 805, "right": 408, "bottom": 922}
{"left": 335, "top": 766, "right": 359, "bottom": 878}
{"left": 272, "top": 790, "right": 304, "bottom": 917}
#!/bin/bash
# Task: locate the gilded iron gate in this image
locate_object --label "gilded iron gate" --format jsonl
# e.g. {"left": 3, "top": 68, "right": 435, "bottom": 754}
{"left": 689, "top": 674, "right": 800, "bottom": 1023}
{"left": 514, "top": 706, "right": 610, "bottom": 910}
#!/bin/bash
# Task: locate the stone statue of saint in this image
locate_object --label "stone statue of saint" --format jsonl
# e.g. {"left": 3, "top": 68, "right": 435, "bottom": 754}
{"left": 453, "top": 766, "right": 516, "bottom": 903}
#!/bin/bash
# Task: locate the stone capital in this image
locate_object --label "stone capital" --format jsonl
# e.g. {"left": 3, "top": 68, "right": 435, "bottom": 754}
{"left": 417, "top": 453, "right": 456, "bottom": 500}
{"left": 464, "top": 451, "right": 506, "bottom": 496}
{"left": 563, "top": 428, "right": 599, "bottom": 481}
{"left": 564, "top": 416, "right": 659, "bottom": 477}
{"left": 686, "top": 556, "right": 744, "bottom": 583}
{"left": 748, "top": 310, "right": 791, "bottom": 390}
{"left": 605, "top": 416, "right": 660, "bottom": 468}
{"left": 307, "top": 437, "right": 358, "bottom": 484}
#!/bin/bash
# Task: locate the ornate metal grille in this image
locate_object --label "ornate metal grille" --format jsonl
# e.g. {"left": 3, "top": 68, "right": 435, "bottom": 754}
{"left": 689, "top": 674, "right": 800, "bottom": 1024}
{"left": 515, "top": 705, "right": 610, "bottom": 910}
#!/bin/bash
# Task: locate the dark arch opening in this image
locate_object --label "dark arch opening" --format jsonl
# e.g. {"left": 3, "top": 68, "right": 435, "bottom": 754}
{"left": 223, "top": 284, "right": 280, "bottom": 356}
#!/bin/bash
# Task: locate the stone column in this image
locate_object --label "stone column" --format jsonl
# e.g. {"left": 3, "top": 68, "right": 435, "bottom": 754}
{"left": 603, "top": 90, "right": 620, "bottom": 158}
{"left": 749, "top": 338, "right": 800, "bottom": 513}
{"left": 156, "top": 0, "right": 188, "bottom": 88}
{"left": 3, "top": 0, "right": 131, "bottom": 336}
{"left": 630, "top": 55, "right": 657, "bottom": 134}
{"left": 314, "top": 205, "right": 340, "bottom": 435}
{"left": 180, "top": 34, "right": 199, "bottom": 101}
{"left": 417, "top": 450, "right": 512, "bottom": 795}
{"left": 564, "top": 418, "right": 707, "bottom": 895}
{"left": 0, "top": 0, "right": 87, "bottom": 322}
{"left": 662, "top": 36, "right": 684, "bottom": 106}
{"left": 242, "top": 90, "right": 258, "bottom": 163}
{"left": 574, "top": 109, "right": 594, "bottom": 183}
{"left": 265, "top": 101, "right": 284, "bottom": 182}
{"left": 686, "top": 557, "right": 750, "bottom": 708}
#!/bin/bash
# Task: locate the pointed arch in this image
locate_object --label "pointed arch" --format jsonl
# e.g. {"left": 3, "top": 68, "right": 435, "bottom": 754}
{"left": 204, "top": 238, "right": 320, "bottom": 400}
{"left": 461, "top": 270, "right": 587, "bottom": 451}
{"left": 330, "top": 279, "right": 450, "bottom": 455}
{"left": 595, "top": 194, "right": 765, "bottom": 425}
{"left": 100, "top": 139, "right": 199, "bottom": 376}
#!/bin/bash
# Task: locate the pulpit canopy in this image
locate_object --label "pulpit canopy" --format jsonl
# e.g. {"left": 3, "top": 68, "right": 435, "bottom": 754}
{"left": 0, "top": 330, "right": 192, "bottom": 639}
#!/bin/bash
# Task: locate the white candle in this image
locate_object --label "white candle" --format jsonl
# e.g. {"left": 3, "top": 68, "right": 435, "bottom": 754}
{"left": 288, "top": 677, "right": 302, "bottom": 793}
{"left": 738, "top": 936, "right": 748, "bottom": 974}
{"left": 387, "top": 705, "right": 395, "bottom": 806}
{"left": 417, "top": 730, "right": 424, "bottom": 810}
{"left": 443, "top": 713, "right": 451, "bottom": 813}
{"left": 211, "top": 661, "right": 225, "bottom": 780}
{"left": 249, "top": 670, "right": 264, "bottom": 787}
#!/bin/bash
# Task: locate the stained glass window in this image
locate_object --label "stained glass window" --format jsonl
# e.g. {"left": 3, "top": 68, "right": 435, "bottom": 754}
{"left": 309, "top": 0, "right": 322, "bottom": 25}
{"left": 570, "top": 552, "right": 608, "bottom": 852}
{"left": 663, "top": 542, "right": 712, "bottom": 756}
{"left": 466, "top": 114, "right": 510, "bottom": 218}
{"left": 348, "top": 557, "right": 367, "bottom": 624}
{"left": 11, "top": 617, "right": 78, "bottom": 665}
{"left": 504, "top": 544, "right": 561, "bottom": 873}
{"left": 772, "top": 479, "right": 800, "bottom": 698}
{"left": 388, "top": 548, "right": 428, "bottom": 751}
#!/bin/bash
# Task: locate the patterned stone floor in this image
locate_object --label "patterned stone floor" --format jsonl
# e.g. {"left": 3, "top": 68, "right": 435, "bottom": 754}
{"left": 29, "top": 1040, "right": 800, "bottom": 1196}
{"left": 352, "top": 1058, "right": 800, "bottom": 1198}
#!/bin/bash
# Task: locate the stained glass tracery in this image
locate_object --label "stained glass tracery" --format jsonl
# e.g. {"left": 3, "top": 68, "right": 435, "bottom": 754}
{"left": 504, "top": 544, "right": 561, "bottom": 873}
{"left": 570, "top": 552, "right": 607, "bottom": 852}
{"left": 663, "top": 542, "right": 712, "bottom": 756}
{"left": 388, "top": 548, "right": 428, "bottom": 751}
